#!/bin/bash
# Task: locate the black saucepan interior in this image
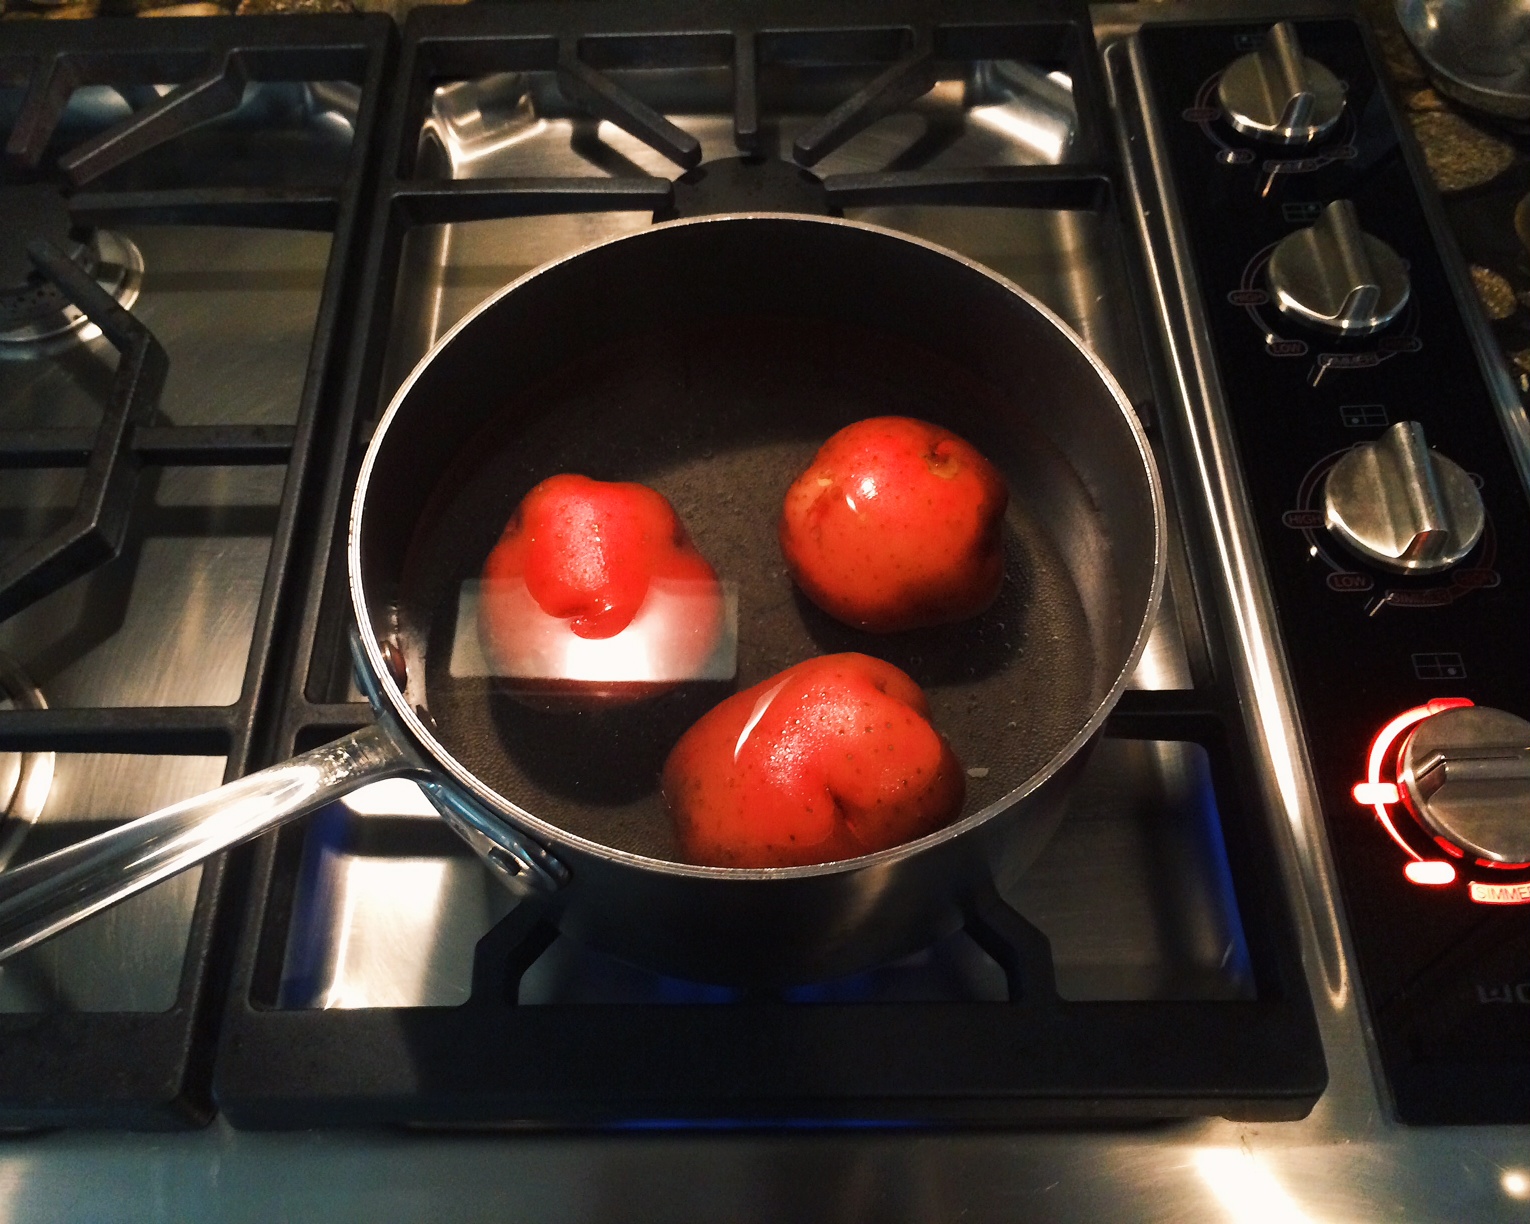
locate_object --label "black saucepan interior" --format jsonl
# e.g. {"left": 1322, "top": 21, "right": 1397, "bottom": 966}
{"left": 398, "top": 315, "right": 1096, "bottom": 861}
{"left": 358, "top": 217, "right": 1157, "bottom": 869}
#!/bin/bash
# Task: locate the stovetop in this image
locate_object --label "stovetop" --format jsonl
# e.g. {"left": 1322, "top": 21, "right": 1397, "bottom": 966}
{"left": 0, "top": 0, "right": 1529, "bottom": 1218}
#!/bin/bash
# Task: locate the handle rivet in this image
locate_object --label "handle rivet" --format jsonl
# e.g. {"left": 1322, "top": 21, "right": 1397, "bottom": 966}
{"left": 380, "top": 640, "right": 408, "bottom": 689}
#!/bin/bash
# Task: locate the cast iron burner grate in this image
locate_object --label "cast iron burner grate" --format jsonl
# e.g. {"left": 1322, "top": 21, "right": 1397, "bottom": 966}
{"left": 213, "top": 0, "right": 1326, "bottom": 1129}
{"left": 0, "top": 14, "right": 394, "bottom": 1129}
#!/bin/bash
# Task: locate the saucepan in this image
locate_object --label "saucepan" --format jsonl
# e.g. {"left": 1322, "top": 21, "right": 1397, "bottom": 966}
{"left": 0, "top": 215, "right": 1164, "bottom": 986}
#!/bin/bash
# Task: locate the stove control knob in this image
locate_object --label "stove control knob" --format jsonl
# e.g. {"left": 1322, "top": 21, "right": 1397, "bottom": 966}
{"left": 1217, "top": 21, "right": 1345, "bottom": 144}
{"left": 1323, "top": 420, "right": 1484, "bottom": 573}
{"left": 1266, "top": 200, "right": 1410, "bottom": 334}
{"left": 1399, "top": 707, "right": 1530, "bottom": 864}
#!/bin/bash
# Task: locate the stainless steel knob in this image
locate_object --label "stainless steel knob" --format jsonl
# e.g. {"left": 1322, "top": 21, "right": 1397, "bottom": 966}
{"left": 1399, "top": 707, "right": 1530, "bottom": 863}
{"left": 1266, "top": 200, "right": 1410, "bottom": 335}
{"left": 1217, "top": 21, "right": 1345, "bottom": 144}
{"left": 1323, "top": 421, "right": 1484, "bottom": 573}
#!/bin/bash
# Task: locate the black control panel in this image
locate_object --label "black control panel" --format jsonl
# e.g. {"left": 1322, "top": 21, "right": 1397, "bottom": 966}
{"left": 1141, "top": 18, "right": 1530, "bottom": 1123}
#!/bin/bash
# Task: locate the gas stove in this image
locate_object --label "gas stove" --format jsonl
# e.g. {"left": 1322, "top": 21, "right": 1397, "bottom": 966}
{"left": 0, "top": 0, "right": 1527, "bottom": 1218}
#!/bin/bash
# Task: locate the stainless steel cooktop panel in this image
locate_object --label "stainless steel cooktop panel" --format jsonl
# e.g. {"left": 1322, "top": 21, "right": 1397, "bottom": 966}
{"left": 0, "top": 753, "right": 223, "bottom": 1013}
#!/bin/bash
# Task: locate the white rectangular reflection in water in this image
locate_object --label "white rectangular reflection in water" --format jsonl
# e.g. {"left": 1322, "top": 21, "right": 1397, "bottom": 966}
{"left": 450, "top": 578, "right": 738, "bottom": 682}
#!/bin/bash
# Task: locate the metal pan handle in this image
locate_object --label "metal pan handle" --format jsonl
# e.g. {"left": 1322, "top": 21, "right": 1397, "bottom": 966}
{"left": 0, "top": 722, "right": 423, "bottom": 963}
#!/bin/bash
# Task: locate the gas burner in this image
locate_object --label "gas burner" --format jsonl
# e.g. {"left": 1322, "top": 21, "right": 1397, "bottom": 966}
{"left": 0, "top": 184, "right": 142, "bottom": 361}
{"left": 0, "top": 651, "right": 54, "bottom": 875}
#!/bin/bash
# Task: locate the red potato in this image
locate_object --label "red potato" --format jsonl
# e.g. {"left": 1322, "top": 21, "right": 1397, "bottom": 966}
{"left": 662, "top": 653, "right": 965, "bottom": 868}
{"left": 479, "top": 474, "right": 724, "bottom": 698}
{"left": 779, "top": 416, "right": 1008, "bottom": 632}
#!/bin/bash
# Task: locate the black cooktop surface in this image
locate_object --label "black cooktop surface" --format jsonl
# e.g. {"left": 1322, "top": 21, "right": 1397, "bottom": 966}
{"left": 1141, "top": 16, "right": 1530, "bottom": 1124}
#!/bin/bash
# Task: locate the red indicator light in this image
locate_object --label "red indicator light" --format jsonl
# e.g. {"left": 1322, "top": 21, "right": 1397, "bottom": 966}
{"left": 1404, "top": 860, "right": 1456, "bottom": 886}
{"left": 1355, "top": 698, "right": 1474, "bottom": 863}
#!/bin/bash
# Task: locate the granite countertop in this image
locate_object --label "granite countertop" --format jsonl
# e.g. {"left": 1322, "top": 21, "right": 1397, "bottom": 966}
{"left": 1355, "top": 0, "right": 1530, "bottom": 401}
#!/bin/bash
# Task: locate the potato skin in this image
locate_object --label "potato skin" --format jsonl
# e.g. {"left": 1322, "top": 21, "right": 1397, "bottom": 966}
{"left": 479, "top": 475, "right": 724, "bottom": 701}
{"left": 779, "top": 417, "right": 1007, "bottom": 633}
{"left": 662, "top": 653, "right": 965, "bottom": 868}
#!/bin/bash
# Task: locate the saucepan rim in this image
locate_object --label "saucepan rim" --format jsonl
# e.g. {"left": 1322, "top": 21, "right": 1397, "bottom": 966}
{"left": 347, "top": 211, "right": 1167, "bottom": 882}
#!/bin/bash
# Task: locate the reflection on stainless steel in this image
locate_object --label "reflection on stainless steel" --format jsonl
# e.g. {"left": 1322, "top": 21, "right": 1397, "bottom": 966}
{"left": 0, "top": 754, "right": 223, "bottom": 1013}
{"left": 0, "top": 74, "right": 339, "bottom": 1018}
{"left": 0, "top": 652, "right": 53, "bottom": 874}
{"left": 304, "top": 81, "right": 362, "bottom": 137}
{"left": 418, "top": 64, "right": 1074, "bottom": 183}
{"left": 280, "top": 797, "right": 515, "bottom": 1010}
{"left": 342, "top": 778, "right": 437, "bottom": 818}
{"left": 1193, "top": 1147, "right": 1317, "bottom": 1223}
{"left": 0, "top": 725, "right": 418, "bottom": 963}
{"left": 0, "top": 467, "right": 283, "bottom": 709}
{"left": 281, "top": 736, "right": 1248, "bottom": 1009}
{"left": 1115, "top": 30, "right": 1352, "bottom": 1014}
{"left": 1397, "top": 0, "right": 1530, "bottom": 119}
{"left": 422, "top": 75, "right": 549, "bottom": 173}
{"left": 0, "top": 231, "right": 143, "bottom": 362}
{"left": 967, "top": 63, "right": 1077, "bottom": 162}
{"left": 1128, "top": 578, "right": 1194, "bottom": 690}
{"left": 1008, "top": 739, "right": 1252, "bottom": 1001}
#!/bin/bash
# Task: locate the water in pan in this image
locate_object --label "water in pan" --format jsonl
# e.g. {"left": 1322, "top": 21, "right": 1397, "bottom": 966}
{"left": 402, "top": 316, "right": 1097, "bottom": 862}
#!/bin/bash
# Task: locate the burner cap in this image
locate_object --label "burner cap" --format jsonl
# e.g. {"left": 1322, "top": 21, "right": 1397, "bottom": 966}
{"left": 0, "top": 185, "right": 75, "bottom": 332}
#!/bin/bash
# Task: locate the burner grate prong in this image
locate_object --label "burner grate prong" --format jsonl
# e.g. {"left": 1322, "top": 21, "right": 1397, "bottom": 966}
{"left": 556, "top": 41, "right": 704, "bottom": 171}
{"left": 0, "top": 425, "right": 298, "bottom": 470}
{"left": 6, "top": 55, "right": 83, "bottom": 171}
{"left": 60, "top": 49, "right": 250, "bottom": 189}
{"left": 733, "top": 30, "right": 759, "bottom": 153}
{"left": 68, "top": 187, "right": 339, "bottom": 233}
{"left": 392, "top": 175, "right": 674, "bottom": 224}
{"left": 822, "top": 163, "right": 1109, "bottom": 210}
{"left": 791, "top": 31, "right": 937, "bottom": 167}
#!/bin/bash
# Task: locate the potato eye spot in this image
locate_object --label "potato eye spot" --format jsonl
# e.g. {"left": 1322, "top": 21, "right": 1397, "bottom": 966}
{"left": 924, "top": 441, "right": 962, "bottom": 479}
